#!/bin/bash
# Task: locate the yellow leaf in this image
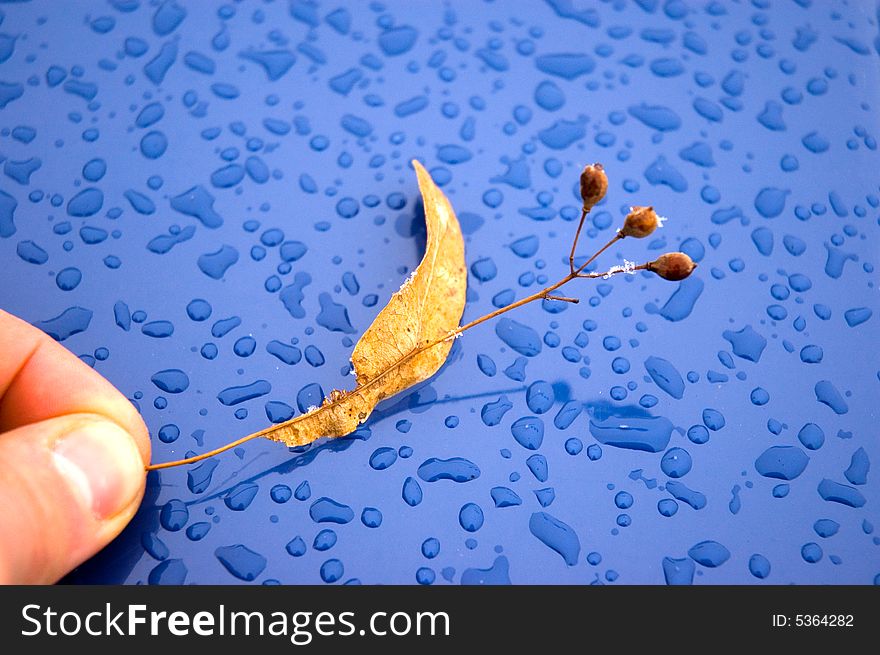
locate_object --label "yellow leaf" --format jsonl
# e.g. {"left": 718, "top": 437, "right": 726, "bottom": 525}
{"left": 252, "top": 160, "right": 467, "bottom": 448}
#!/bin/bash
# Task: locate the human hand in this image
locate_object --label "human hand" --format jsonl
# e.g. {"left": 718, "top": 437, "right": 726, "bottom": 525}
{"left": 0, "top": 310, "right": 150, "bottom": 584}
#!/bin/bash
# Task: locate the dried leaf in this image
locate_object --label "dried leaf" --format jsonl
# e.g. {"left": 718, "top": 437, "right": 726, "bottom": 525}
{"left": 252, "top": 160, "right": 467, "bottom": 447}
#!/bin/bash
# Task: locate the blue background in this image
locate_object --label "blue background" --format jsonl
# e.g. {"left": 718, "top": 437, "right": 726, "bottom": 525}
{"left": 0, "top": 0, "right": 878, "bottom": 584}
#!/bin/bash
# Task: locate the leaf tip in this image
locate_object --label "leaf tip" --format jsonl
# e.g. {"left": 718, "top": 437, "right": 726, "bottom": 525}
{"left": 411, "top": 159, "right": 432, "bottom": 187}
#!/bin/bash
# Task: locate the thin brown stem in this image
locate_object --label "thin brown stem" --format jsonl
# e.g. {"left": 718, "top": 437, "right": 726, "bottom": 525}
{"left": 569, "top": 206, "right": 588, "bottom": 275}
{"left": 145, "top": 433, "right": 262, "bottom": 470}
{"left": 574, "top": 232, "right": 623, "bottom": 276}
{"left": 147, "top": 232, "right": 625, "bottom": 471}
{"left": 542, "top": 294, "right": 580, "bottom": 304}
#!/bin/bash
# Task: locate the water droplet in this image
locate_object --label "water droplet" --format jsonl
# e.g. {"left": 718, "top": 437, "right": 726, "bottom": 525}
{"left": 814, "top": 380, "right": 848, "bottom": 415}
{"left": 661, "top": 448, "right": 693, "bottom": 478}
{"left": 217, "top": 380, "right": 271, "bottom": 405}
{"left": 748, "top": 554, "right": 771, "bottom": 579}
{"left": 215, "top": 544, "right": 266, "bottom": 581}
{"left": 590, "top": 414, "right": 673, "bottom": 453}
{"left": 529, "top": 511, "right": 580, "bottom": 566}
{"left": 309, "top": 497, "right": 353, "bottom": 524}
{"left": 817, "top": 479, "right": 865, "bottom": 507}
{"left": 510, "top": 416, "right": 545, "bottom": 450}
{"left": 369, "top": 447, "right": 398, "bottom": 471}
{"left": 402, "top": 476, "right": 423, "bottom": 506}
{"left": 844, "top": 447, "right": 869, "bottom": 485}
{"left": 418, "top": 457, "right": 480, "bottom": 483}
{"left": 688, "top": 540, "right": 730, "bottom": 567}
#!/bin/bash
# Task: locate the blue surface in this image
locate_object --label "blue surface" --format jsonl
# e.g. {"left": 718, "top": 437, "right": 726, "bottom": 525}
{"left": 0, "top": 0, "right": 878, "bottom": 585}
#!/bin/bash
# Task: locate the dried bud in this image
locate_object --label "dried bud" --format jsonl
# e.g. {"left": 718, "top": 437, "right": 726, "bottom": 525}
{"left": 620, "top": 206, "right": 661, "bottom": 239}
{"left": 647, "top": 252, "right": 697, "bottom": 281}
{"left": 579, "top": 163, "right": 608, "bottom": 210}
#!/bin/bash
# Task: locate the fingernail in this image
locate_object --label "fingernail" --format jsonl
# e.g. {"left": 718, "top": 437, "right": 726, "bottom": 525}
{"left": 52, "top": 420, "right": 144, "bottom": 520}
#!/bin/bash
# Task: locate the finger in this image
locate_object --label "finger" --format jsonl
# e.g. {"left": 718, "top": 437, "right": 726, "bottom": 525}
{"left": 0, "top": 413, "right": 147, "bottom": 584}
{"left": 0, "top": 310, "right": 149, "bottom": 464}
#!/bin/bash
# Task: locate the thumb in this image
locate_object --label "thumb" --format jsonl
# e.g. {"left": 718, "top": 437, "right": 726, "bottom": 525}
{"left": 0, "top": 413, "right": 146, "bottom": 584}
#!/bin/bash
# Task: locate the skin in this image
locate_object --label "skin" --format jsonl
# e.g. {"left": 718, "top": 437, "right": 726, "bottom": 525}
{"left": 0, "top": 310, "right": 149, "bottom": 584}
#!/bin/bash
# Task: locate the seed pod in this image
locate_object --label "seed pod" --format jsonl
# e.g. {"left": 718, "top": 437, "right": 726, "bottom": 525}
{"left": 620, "top": 206, "right": 660, "bottom": 239}
{"left": 647, "top": 252, "right": 697, "bottom": 281}
{"left": 579, "top": 163, "right": 608, "bottom": 210}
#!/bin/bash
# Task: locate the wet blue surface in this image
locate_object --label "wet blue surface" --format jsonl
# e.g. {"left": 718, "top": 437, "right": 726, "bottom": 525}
{"left": 0, "top": 1, "right": 878, "bottom": 584}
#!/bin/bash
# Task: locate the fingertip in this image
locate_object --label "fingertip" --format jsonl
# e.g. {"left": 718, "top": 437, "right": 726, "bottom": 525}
{"left": 52, "top": 418, "right": 146, "bottom": 521}
{"left": 0, "top": 415, "right": 147, "bottom": 583}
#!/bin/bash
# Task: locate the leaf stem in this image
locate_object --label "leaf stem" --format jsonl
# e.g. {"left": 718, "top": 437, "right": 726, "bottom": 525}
{"left": 146, "top": 224, "right": 626, "bottom": 470}
{"left": 145, "top": 433, "right": 262, "bottom": 470}
{"left": 543, "top": 294, "right": 579, "bottom": 304}
{"left": 569, "top": 206, "right": 588, "bottom": 275}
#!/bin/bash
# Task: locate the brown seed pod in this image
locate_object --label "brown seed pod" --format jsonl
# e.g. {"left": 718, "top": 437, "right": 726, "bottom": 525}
{"left": 579, "top": 163, "right": 608, "bottom": 210}
{"left": 647, "top": 252, "right": 697, "bottom": 281}
{"left": 620, "top": 206, "right": 661, "bottom": 239}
